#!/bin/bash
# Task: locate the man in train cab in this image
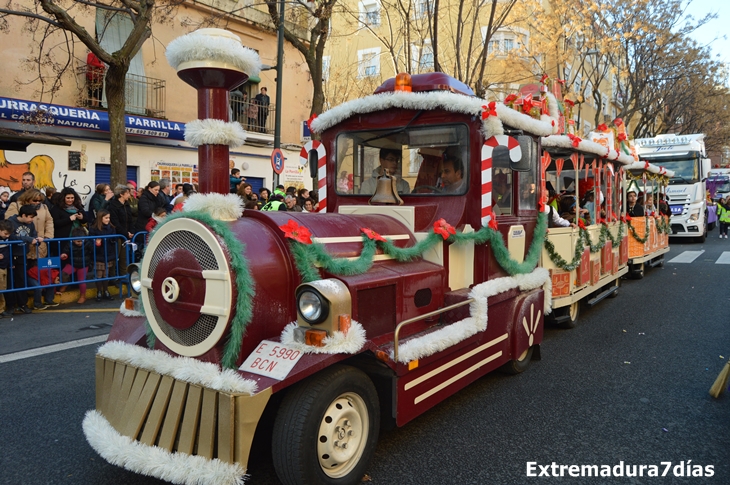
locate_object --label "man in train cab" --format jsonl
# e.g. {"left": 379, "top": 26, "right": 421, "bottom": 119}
{"left": 360, "top": 148, "right": 411, "bottom": 194}
{"left": 493, "top": 171, "right": 512, "bottom": 215}
{"left": 627, "top": 188, "right": 644, "bottom": 217}
{"left": 440, "top": 156, "right": 465, "bottom": 193}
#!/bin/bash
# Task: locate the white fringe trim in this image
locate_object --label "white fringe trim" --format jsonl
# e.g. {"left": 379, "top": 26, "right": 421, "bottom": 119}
{"left": 279, "top": 320, "right": 366, "bottom": 354}
{"left": 185, "top": 119, "right": 247, "bottom": 148}
{"left": 83, "top": 410, "right": 247, "bottom": 485}
{"left": 309, "top": 91, "right": 558, "bottom": 139}
{"left": 541, "top": 135, "right": 635, "bottom": 165}
{"left": 119, "top": 302, "right": 144, "bottom": 318}
{"left": 166, "top": 30, "right": 261, "bottom": 76}
{"left": 626, "top": 161, "right": 675, "bottom": 178}
{"left": 98, "top": 341, "right": 257, "bottom": 395}
{"left": 183, "top": 193, "right": 243, "bottom": 221}
{"left": 391, "top": 268, "right": 549, "bottom": 363}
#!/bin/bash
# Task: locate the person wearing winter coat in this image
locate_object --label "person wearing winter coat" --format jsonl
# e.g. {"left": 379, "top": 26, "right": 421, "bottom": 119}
{"left": 88, "top": 209, "right": 117, "bottom": 301}
{"left": 134, "top": 181, "right": 165, "bottom": 235}
{"left": 50, "top": 187, "right": 87, "bottom": 241}
{"left": 717, "top": 197, "right": 730, "bottom": 239}
{"left": 109, "top": 186, "right": 134, "bottom": 240}
{"left": 60, "top": 227, "right": 94, "bottom": 304}
{"left": 4, "top": 189, "right": 54, "bottom": 260}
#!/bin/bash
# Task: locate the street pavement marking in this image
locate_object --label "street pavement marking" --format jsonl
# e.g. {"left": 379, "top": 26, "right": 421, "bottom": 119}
{"left": 0, "top": 334, "right": 108, "bottom": 364}
{"left": 668, "top": 250, "right": 705, "bottom": 263}
{"left": 717, "top": 252, "right": 730, "bottom": 264}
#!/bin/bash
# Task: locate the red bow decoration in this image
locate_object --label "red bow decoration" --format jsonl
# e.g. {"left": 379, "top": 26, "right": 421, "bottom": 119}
{"left": 306, "top": 113, "right": 318, "bottom": 130}
{"left": 433, "top": 218, "right": 456, "bottom": 240}
{"left": 505, "top": 93, "right": 518, "bottom": 104}
{"left": 481, "top": 102, "right": 497, "bottom": 120}
{"left": 567, "top": 133, "right": 582, "bottom": 147}
{"left": 617, "top": 133, "right": 627, "bottom": 142}
{"left": 564, "top": 99, "right": 575, "bottom": 108}
{"left": 578, "top": 219, "right": 586, "bottom": 230}
{"left": 540, "top": 73, "right": 549, "bottom": 84}
{"left": 557, "top": 79, "right": 566, "bottom": 85}
{"left": 279, "top": 220, "right": 313, "bottom": 245}
{"left": 625, "top": 215, "right": 632, "bottom": 222}
{"left": 613, "top": 117, "right": 624, "bottom": 127}
{"left": 488, "top": 218, "right": 499, "bottom": 230}
{"left": 361, "top": 227, "right": 386, "bottom": 242}
{"left": 597, "top": 123, "right": 609, "bottom": 132}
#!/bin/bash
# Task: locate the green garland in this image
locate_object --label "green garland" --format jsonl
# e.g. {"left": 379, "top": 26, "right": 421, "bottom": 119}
{"left": 627, "top": 217, "right": 650, "bottom": 243}
{"left": 543, "top": 222, "right": 625, "bottom": 272}
{"left": 142, "top": 211, "right": 255, "bottom": 369}
{"left": 290, "top": 212, "right": 548, "bottom": 282}
{"left": 656, "top": 216, "right": 671, "bottom": 234}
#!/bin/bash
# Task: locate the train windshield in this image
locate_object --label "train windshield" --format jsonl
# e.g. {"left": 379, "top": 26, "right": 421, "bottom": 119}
{"left": 335, "top": 124, "right": 469, "bottom": 195}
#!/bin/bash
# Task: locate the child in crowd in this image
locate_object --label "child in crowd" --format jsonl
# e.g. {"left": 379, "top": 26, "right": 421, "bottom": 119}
{"left": 6, "top": 205, "right": 39, "bottom": 314}
{"left": 26, "top": 260, "right": 60, "bottom": 310}
{"left": 0, "top": 190, "right": 9, "bottom": 220}
{"left": 146, "top": 207, "right": 167, "bottom": 234}
{"left": 0, "top": 220, "right": 12, "bottom": 316}
{"left": 60, "top": 227, "right": 94, "bottom": 304}
{"left": 88, "top": 209, "right": 116, "bottom": 301}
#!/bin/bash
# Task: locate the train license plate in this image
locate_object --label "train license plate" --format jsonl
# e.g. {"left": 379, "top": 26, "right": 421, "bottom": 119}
{"left": 239, "top": 340, "right": 304, "bottom": 380}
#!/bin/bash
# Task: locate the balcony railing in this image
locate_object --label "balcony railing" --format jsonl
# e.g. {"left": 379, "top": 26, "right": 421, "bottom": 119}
{"left": 78, "top": 66, "right": 166, "bottom": 119}
{"left": 229, "top": 98, "right": 276, "bottom": 135}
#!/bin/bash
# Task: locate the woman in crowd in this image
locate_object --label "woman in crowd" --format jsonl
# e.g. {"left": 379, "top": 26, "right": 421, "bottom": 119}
{"left": 51, "top": 188, "right": 87, "bottom": 241}
{"left": 237, "top": 182, "right": 255, "bottom": 205}
{"left": 108, "top": 186, "right": 134, "bottom": 240}
{"left": 88, "top": 209, "right": 117, "bottom": 301}
{"left": 89, "top": 183, "right": 113, "bottom": 220}
{"left": 134, "top": 181, "right": 164, "bottom": 235}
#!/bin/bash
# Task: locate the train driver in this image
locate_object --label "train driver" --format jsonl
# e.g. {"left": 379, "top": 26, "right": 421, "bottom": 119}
{"left": 493, "top": 171, "right": 512, "bottom": 215}
{"left": 360, "top": 148, "right": 411, "bottom": 194}
{"left": 440, "top": 156, "right": 465, "bottom": 193}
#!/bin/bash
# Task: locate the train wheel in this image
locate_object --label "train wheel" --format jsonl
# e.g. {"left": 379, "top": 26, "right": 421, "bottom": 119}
{"left": 272, "top": 365, "right": 380, "bottom": 485}
{"left": 607, "top": 277, "right": 621, "bottom": 298}
{"left": 501, "top": 346, "right": 534, "bottom": 375}
{"left": 630, "top": 262, "right": 644, "bottom": 279}
{"left": 559, "top": 301, "right": 580, "bottom": 329}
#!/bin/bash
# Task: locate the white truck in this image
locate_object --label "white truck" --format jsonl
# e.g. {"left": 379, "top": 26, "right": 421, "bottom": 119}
{"left": 635, "top": 134, "right": 711, "bottom": 242}
{"left": 707, "top": 168, "right": 730, "bottom": 203}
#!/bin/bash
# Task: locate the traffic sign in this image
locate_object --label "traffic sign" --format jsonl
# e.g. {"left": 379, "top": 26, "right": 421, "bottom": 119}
{"left": 271, "top": 148, "right": 284, "bottom": 175}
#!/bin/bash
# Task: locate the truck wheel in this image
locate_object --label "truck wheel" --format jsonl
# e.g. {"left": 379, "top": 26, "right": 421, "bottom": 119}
{"left": 501, "top": 346, "right": 534, "bottom": 375}
{"left": 607, "top": 277, "right": 621, "bottom": 298}
{"left": 630, "top": 262, "right": 644, "bottom": 279}
{"left": 272, "top": 365, "right": 380, "bottom": 485}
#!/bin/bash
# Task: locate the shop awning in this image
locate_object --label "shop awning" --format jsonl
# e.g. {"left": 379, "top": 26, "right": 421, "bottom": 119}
{"left": 0, "top": 127, "right": 72, "bottom": 151}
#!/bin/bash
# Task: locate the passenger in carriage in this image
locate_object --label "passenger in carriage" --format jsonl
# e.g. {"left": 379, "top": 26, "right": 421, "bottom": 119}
{"left": 359, "top": 148, "right": 411, "bottom": 194}
{"left": 542, "top": 188, "right": 575, "bottom": 229}
{"left": 440, "top": 156, "right": 465, "bottom": 193}
{"left": 627, "top": 189, "right": 644, "bottom": 217}
{"left": 658, "top": 194, "right": 671, "bottom": 217}
{"left": 493, "top": 172, "right": 512, "bottom": 215}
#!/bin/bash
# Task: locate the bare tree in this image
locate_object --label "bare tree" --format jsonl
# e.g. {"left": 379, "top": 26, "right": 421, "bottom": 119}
{"left": 0, "top": 0, "right": 183, "bottom": 187}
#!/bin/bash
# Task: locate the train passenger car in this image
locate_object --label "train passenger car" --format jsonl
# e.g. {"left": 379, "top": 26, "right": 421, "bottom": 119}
{"left": 83, "top": 72, "right": 564, "bottom": 485}
{"left": 539, "top": 135, "right": 634, "bottom": 327}
{"left": 624, "top": 161, "right": 673, "bottom": 278}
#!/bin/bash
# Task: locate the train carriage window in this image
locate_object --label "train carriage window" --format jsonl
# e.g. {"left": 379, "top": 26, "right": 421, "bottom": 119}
{"left": 518, "top": 165, "right": 537, "bottom": 211}
{"left": 335, "top": 125, "right": 469, "bottom": 195}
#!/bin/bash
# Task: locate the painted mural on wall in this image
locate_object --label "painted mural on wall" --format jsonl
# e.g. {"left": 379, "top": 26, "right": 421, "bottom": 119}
{"left": 0, "top": 150, "right": 56, "bottom": 190}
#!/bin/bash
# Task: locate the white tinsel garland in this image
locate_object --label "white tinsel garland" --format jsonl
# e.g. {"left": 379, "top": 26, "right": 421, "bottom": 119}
{"left": 166, "top": 30, "right": 261, "bottom": 76}
{"left": 185, "top": 119, "right": 247, "bottom": 148}
{"left": 391, "top": 268, "right": 549, "bottom": 363}
{"left": 626, "top": 161, "right": 675, "bottom": 178}
{"left": 541, "top": 135, "right": 636, "bottom": 166}
{"left": 279, "top": 320, "right": 367, "bottom": 354}
{"left": 83, "top": 410, "right": 247, "bottom": 485}
{"left": 183, "top": 193, "right": 244, "bottom": 221}
{"left": 97, "top": 341, "right": 257, "bottom": 395}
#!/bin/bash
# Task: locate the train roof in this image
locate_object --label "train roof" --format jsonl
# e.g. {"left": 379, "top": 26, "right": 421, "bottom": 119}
{"left": 541, "top": 135, "right": 636, "bottom": 165}
{"left": 625, "top": 161, "right": 675, "bottom": 178}
{"left": 310, "top": 73, "right": 561, "bottom": 140}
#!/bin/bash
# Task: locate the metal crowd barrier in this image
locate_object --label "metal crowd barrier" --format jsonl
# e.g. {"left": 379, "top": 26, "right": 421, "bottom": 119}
{"left": 0, "top": 234, "right": 131, "bottom": 298}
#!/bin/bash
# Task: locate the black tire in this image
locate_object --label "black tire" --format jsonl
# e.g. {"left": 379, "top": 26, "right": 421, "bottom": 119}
{"left": 630, "top": 262, "right": 644, "bottom": 279}
{"left": 272, "top": 365, "right": 380, "bottom": 485}
{"left": 559, "top": 301, "right": 580, "bottom": 329}
{"left": 501, "top": 346, "right": 534, "bottom": 375}
{"left": 607, "top": 277, "right": 621, "bottom": 298}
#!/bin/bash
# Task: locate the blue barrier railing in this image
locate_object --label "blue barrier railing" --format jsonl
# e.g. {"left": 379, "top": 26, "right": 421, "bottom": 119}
{"left": 0, "top": 233, "right": 133, "bottom": 302}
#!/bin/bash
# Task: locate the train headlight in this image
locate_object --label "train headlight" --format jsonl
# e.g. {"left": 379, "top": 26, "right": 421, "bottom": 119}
{"left": 127, "top": 264, "right": 142, "bottom": 294}
{"left": 298, "top": 289, "right": 326, "bottom": 324}
{"left": 296, "top": 279, "right": 352, "bottom": 335}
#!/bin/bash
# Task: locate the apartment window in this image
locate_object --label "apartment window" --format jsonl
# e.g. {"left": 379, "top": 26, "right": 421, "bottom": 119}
{"left": 412, "top": 43, "right": 434, "bottom": 72}
{"left": 414, "top": 0, "right": 433, "bottom": 19}
{"left": 564, "top": 64, "right": 572, "bottom": 83}
{"left": 574, "top": 73, "right": 582, "bottom": 97}
{"left": 482, "top": 27, "right": 528, "bottom": 57}
{"left": 322, "top": 56, "right": 331, "bottom": 81}
{"left": 585, "top": 81, "right": 593, "bottom": 105}
{"left": 359, "top": 0, "right": 380, "bottom": 26}
{"left": 358, "top": 47, "right": 381, "bottom": 78}
{"left": 584, "top": 121, "right": 592, "bottom": 136}
{"left": 602, "top": 94, "right": 608, "bottom": 115}
{"left": 612, "top": 107, "right": 617, "bottom": 120}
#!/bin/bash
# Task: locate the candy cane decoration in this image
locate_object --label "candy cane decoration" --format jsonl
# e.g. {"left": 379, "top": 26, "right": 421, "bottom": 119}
{"left": 481, "top": 135, "right": 521, "bottom": 226}
{"left": 300, "top": 140, "right": 327, "bottom": 212}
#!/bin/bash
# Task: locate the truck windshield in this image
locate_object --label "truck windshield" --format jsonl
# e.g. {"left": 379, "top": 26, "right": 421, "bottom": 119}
{"left": 642, "top": 158, "right": 699, "bottom": 185}
{"left": 335, "top": 125, "right": 469, "bottom": 195}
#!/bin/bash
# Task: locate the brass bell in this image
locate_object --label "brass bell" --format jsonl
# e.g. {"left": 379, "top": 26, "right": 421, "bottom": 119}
{"left": 369, "top": 171, "right": 404, "bottom": 205}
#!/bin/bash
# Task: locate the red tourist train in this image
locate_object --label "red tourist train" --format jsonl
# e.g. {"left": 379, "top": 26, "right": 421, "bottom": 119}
{"left": 83, "top": 34, "right": 671, "bottom": 484}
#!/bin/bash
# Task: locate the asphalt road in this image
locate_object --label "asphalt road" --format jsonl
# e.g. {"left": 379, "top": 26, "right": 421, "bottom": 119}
{"left": 1, "top": 235, "right": 729, "bottom": 485}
